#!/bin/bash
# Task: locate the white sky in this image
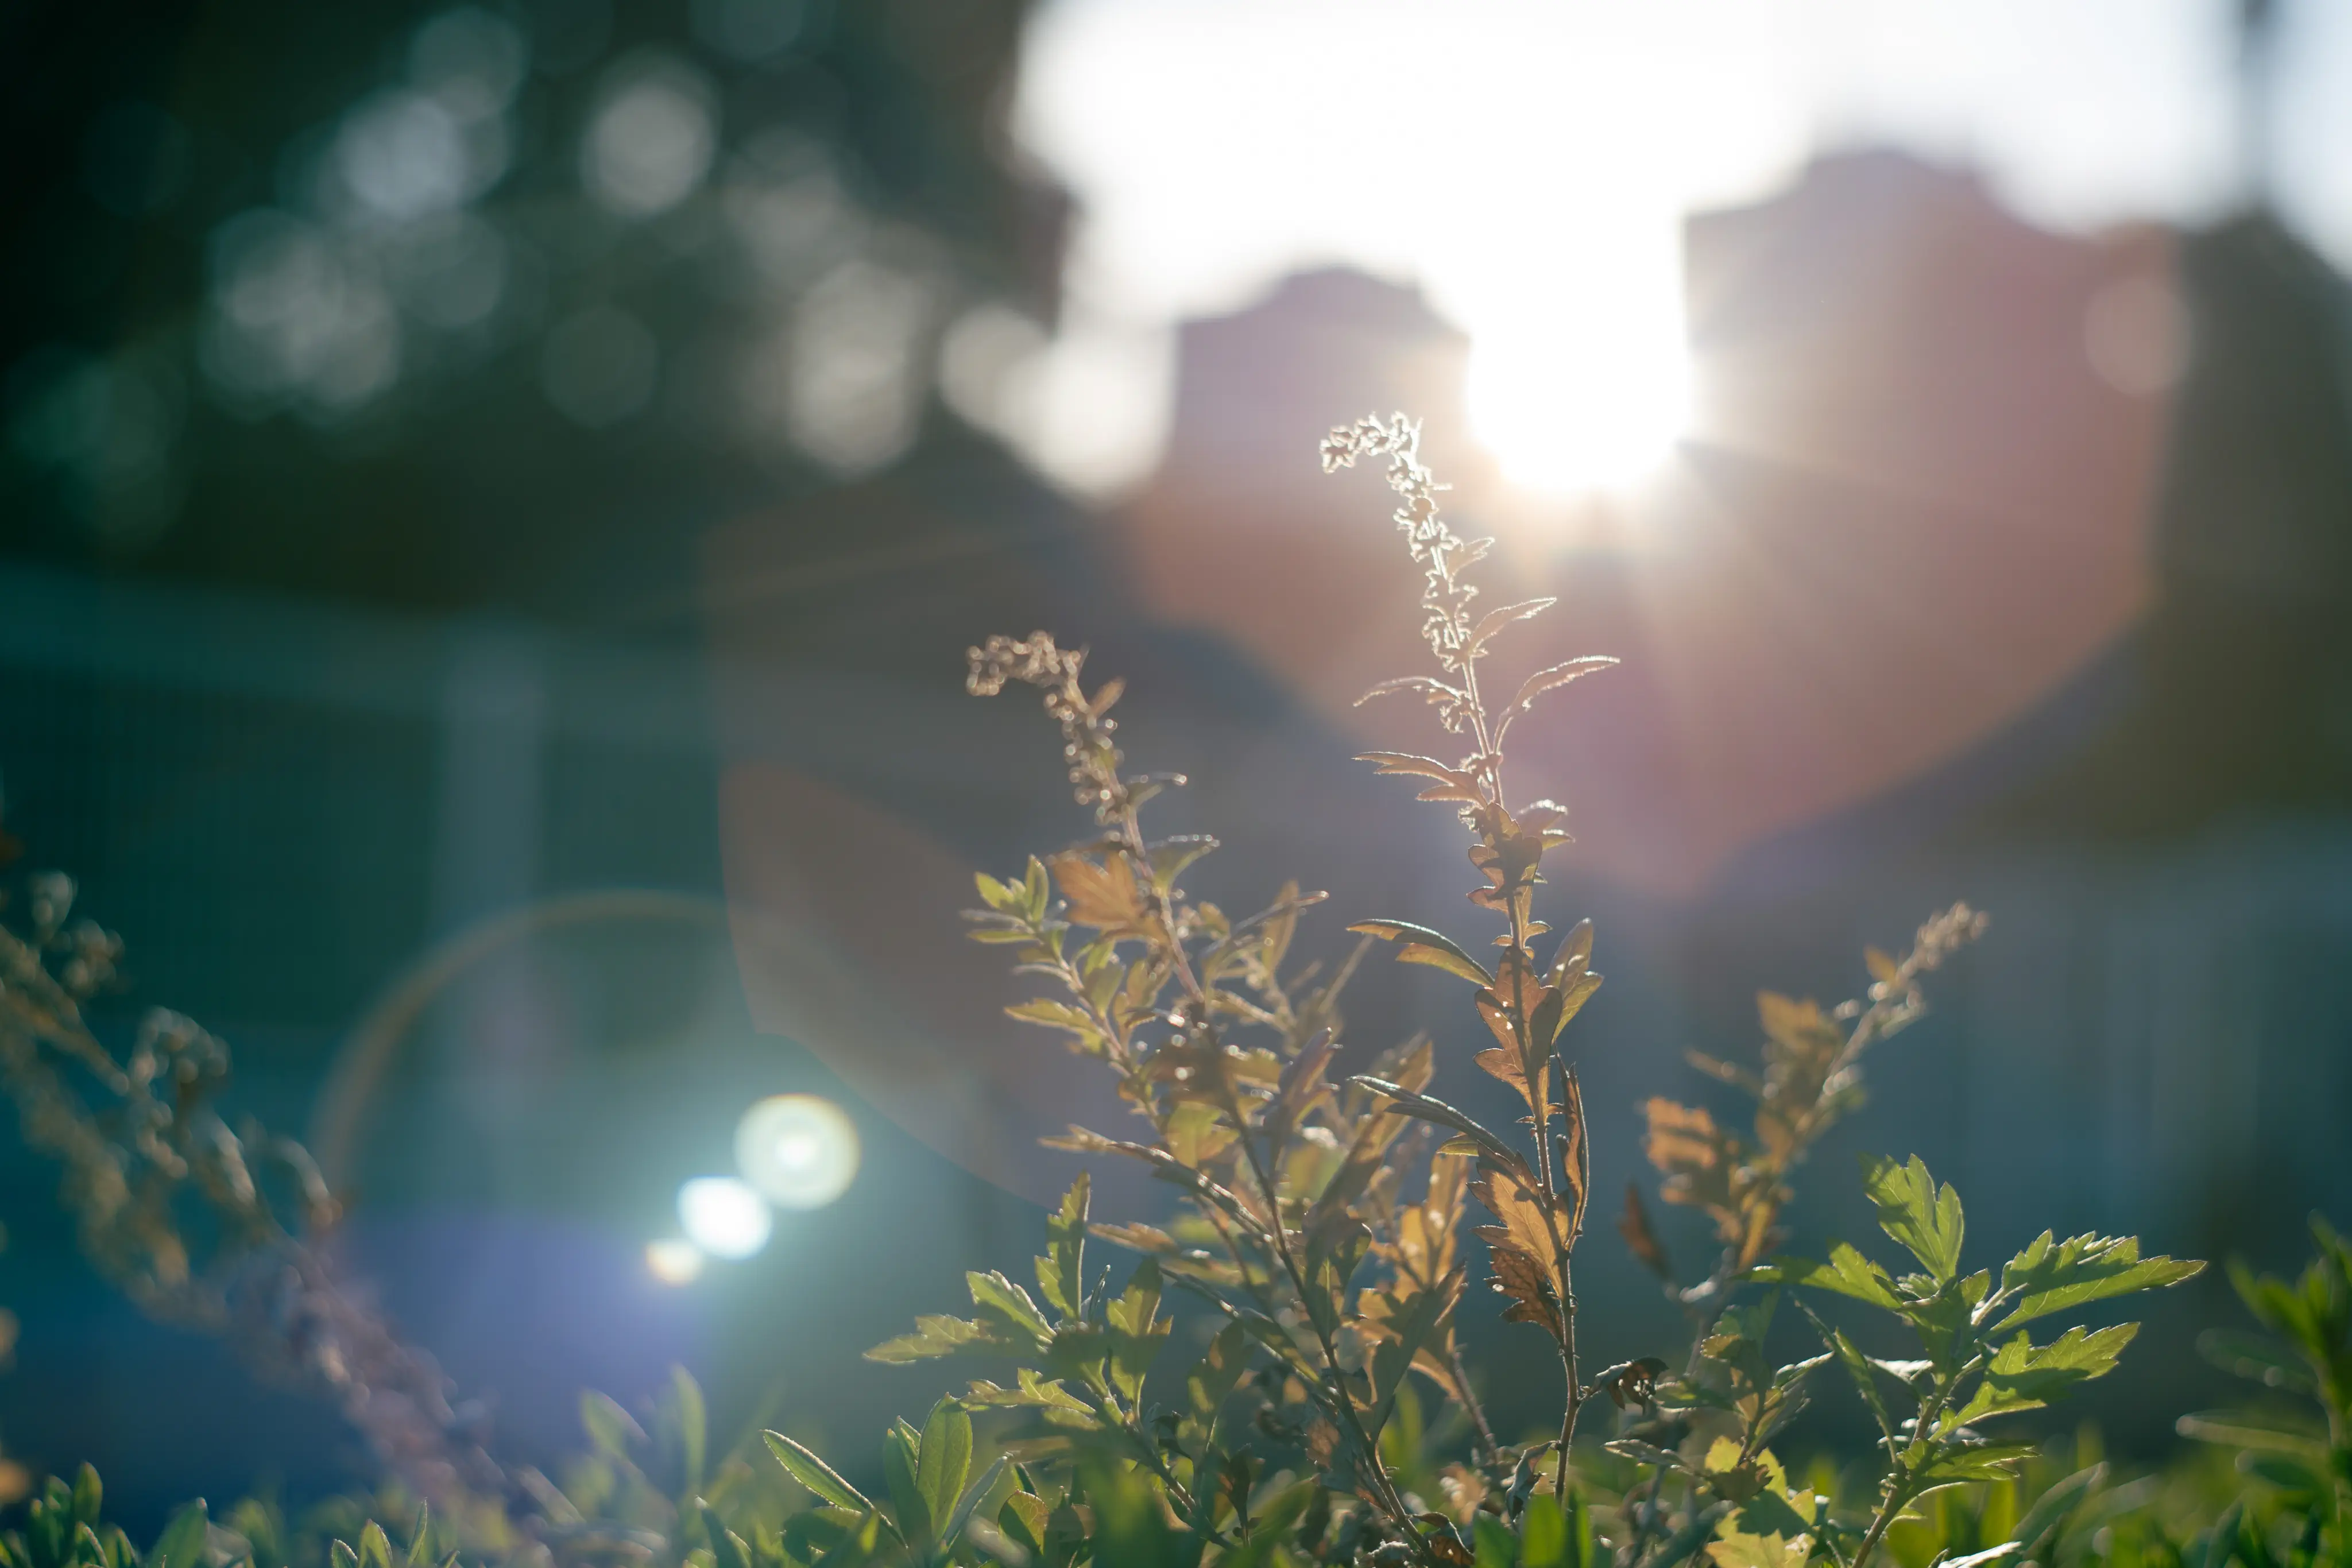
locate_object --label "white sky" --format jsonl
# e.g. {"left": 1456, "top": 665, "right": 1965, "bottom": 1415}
{"left": 1003, "top": 0, "right": 2352, "bottom": 494}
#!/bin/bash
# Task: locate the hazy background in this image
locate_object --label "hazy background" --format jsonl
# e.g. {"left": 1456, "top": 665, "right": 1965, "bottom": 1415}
{"left": 5, "top": 0, "right": 2352, "bottom": 1527}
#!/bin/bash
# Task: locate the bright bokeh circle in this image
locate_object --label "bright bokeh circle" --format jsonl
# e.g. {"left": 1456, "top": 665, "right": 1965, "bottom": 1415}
{"left": 676, "top": 1175, "right": 773, "bottom": 1258}
{"left": 645, "top": 1237, "right": 706, "bottom": 1284}
{"left": 734, "top": 1094, "right": 860, "bottom": 1210}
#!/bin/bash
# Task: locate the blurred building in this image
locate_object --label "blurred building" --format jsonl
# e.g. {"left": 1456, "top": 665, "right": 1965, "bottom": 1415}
{"left": 1109, "top": 150, "right": 2352, "bottom": 1438}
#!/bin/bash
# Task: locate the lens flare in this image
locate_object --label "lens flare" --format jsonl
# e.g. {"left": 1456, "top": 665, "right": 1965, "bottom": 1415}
{"left": 645, "top": 1237, "right": 705, "bottom": 1284}
{"left": 676, "top": 1175, "right": 772, "bottom": 1258}
{"left": 735, "top": 1094, "right": 859, "bottom": 1209}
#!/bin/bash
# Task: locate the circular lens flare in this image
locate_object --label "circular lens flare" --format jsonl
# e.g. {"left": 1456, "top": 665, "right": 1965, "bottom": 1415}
{"left": 645, "top": 1237, "right": 706, "bottom": 1284}
{"left": 676, "top": 1175, "right": 772, "bottom": 1258}
{"left": 735, "top": 1094, "right": 860, "bottom": 1209}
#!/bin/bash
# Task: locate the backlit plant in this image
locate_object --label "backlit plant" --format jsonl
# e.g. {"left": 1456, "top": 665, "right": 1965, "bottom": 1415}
{"left": 0, "top": 413, "right": 2258, "bottom": 1568}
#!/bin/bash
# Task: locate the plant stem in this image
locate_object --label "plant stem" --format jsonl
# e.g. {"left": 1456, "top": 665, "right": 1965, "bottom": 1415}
{"left": 1851, "top": 1482, "right": 1910, "bottom": 1568}
{"left": 1449, "top": 1342, "right": 1500, "bottom": 1462}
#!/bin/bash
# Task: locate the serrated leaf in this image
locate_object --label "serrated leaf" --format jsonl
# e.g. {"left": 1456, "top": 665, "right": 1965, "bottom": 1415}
{"left": 1355, "top": 675, "right": 1466, "bottom": 709}
{"left": 865, "top": 1314, "right": 1000, "bottom": 1364}
{"left": 1774, "top": 1244, "right": 1902, "bottom": 1310}
{"left": 967, "top": 1270, "right": 1055, "bottom": 1348}
{"left": 963, "top": 1369, "right": 1097, "bottom": 1416}
{"left": 1357, "top": 752, "right": 1475, "bottom": 788}
{"left": 1465, "top": 598, "right": 1556, "bottom": 657}
{"left": 1861, "top": 1154, "right": 1964, "bottom": 1282}
{"left": 1951, "top": 1324, "right": 2139, "bottom": 1426}
{"left": 1005, "top": 998, "right": 1099, "bottom": 1034}
{"left": 1105, "top": 1260, "right": 1169, "bottom": 1403}
{"left": 1036, "top": 1174, "right": 1089, "bottom": 1321}
{"left": 1347, "top": 919, "right": 1495, "bottom": 986}
{"left": 1990, "top": 1230, "right": 2203, "bottom": 1333}
{"left": 1912, "top": 1443, "right": 2035, "bottom": 1489}
{"left": 1498, "top": 657, "right": 1618, "bottom": 726}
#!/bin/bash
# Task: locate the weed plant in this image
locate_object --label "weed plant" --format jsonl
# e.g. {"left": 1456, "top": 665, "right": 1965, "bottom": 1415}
{"left": 1, "top": 415, "right": 2340, "bottom": 1568}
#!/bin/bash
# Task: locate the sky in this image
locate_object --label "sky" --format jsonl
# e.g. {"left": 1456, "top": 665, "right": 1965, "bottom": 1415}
{"left": 994, "top": 0, "right": 2352, "bottom": 496}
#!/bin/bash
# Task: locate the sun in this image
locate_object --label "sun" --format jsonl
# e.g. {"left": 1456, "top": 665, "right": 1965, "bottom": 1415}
{"left": 1462, "top": 281, "right": 1692, "bottom": 498}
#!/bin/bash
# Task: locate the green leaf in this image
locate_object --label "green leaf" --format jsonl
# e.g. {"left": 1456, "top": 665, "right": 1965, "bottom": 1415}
{"left": 1910, "top": 1443, "right": 2035, "bottom": 1490}
{"left": 1005, "top": 998, "right": 1100, "bottom": 1033}
{"left": 1037, "top": 1174, "right": 1089, "bottom": 1321}
{"left": 1367, "top": 1267, "right": 1464, "bottom": 1438}
{"left": 149, "top": 1504, "right": 208, "bottom": 1568}
{"left": 1521, "top": 1493, "right": 1570, "bottom": 1568}
{"left": 1936, "top": 1546, "right": 2022, "bottom": 1568}
{"left": 1989, "top": 1231, "right": 2202, "bottom": 1333}
{"left": 71, "top": 1467, "right": 101, "bottom": 1530}
{"left": 1861, "top": 1154, "right": 1964, "bottom": 1282}
{"left": 938, "top": 1454, "right": 1010, "bottom": 1550}
{"left": 697, "top": 1506, "right": 749, "bottom": 1568}
{"left": 2007, "top": 1463, "right": 2105, "bottom": 1557}
{"left": 1951, "top": 1325, "right": 2139, "bottom": 1426}
{"left": 865, "top": 1314, "right": 1001, "bottom": 1364}
{"left": 1798, "top": 1299, "right": 1894, "bottom": 1445}
{"left": 2196, "top": 1329, "right": 2315, "bottom": 1395}
{"left": 671, "top": 1366, "right": 708, "bottom": 1498}
{"left": 810, "top": 1511, "right": 885, "bottom": 1568}
{"left": 962, "top": 1369, "right": 1098, "bottom": 1417}
{"left": 999, "top": 1492, "right": 1051, "bottom": 1557}
{"left": 884, "top": 1420, "right": 931, "bottom": 1547}
{"left": 357, "top": 1522, "right": 393, "bottom": 1568}
{"left": 972, "top": 1270, "right": 1055, "bottom": 1346}
{"left": 1345, "top": 919, "right": 1495, "bottom": 987}
{"left": 1106, "top": 1260, "right": 1170, "bottom": 1403}
{"left": 764, "top": 1433, "right": 875, "bottom": 1515}
{"left": 2175, "top": 1410, "right": 2331, "bottom": 1461}
{"left": 1774, "top": 1244, "right": 1902, "bottom": 1310}
{"left": 915, "top": 1397, "right": 973, "bottom": 1536}
{"left": 581, "top": 1391, "right": 646, "bottom": 1457}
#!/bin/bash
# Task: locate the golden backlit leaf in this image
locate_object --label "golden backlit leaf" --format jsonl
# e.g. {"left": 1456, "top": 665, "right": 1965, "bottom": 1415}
{"left": 1620, "top": 1183, "right": 1674, "bottom": 1281}
{"left": 1488, "top": 1244, "right": 1564, "bottom": 1340}
{"left": 1049, "top": 851, "right": 1154, "bottom": 939}
{"left": 1473, "top": 1045, "right": 1527, "bottom": 1099}
{"left": 1470, "top": 1162, "right": 1563, "bottom": 1288}
{"left": 1559, "top": 1068, "right": 1589, "bottom": 1240}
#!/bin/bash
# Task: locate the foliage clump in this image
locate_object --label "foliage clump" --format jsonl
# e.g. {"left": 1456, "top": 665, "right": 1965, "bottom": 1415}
{"left": 10, "top": 412, "right": 2341, "bottom": 1568}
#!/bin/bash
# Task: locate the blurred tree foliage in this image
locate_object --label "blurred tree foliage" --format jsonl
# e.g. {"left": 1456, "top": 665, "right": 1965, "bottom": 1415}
{"left": 0, "top": 0, "right": 1061, "bottom": 625}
